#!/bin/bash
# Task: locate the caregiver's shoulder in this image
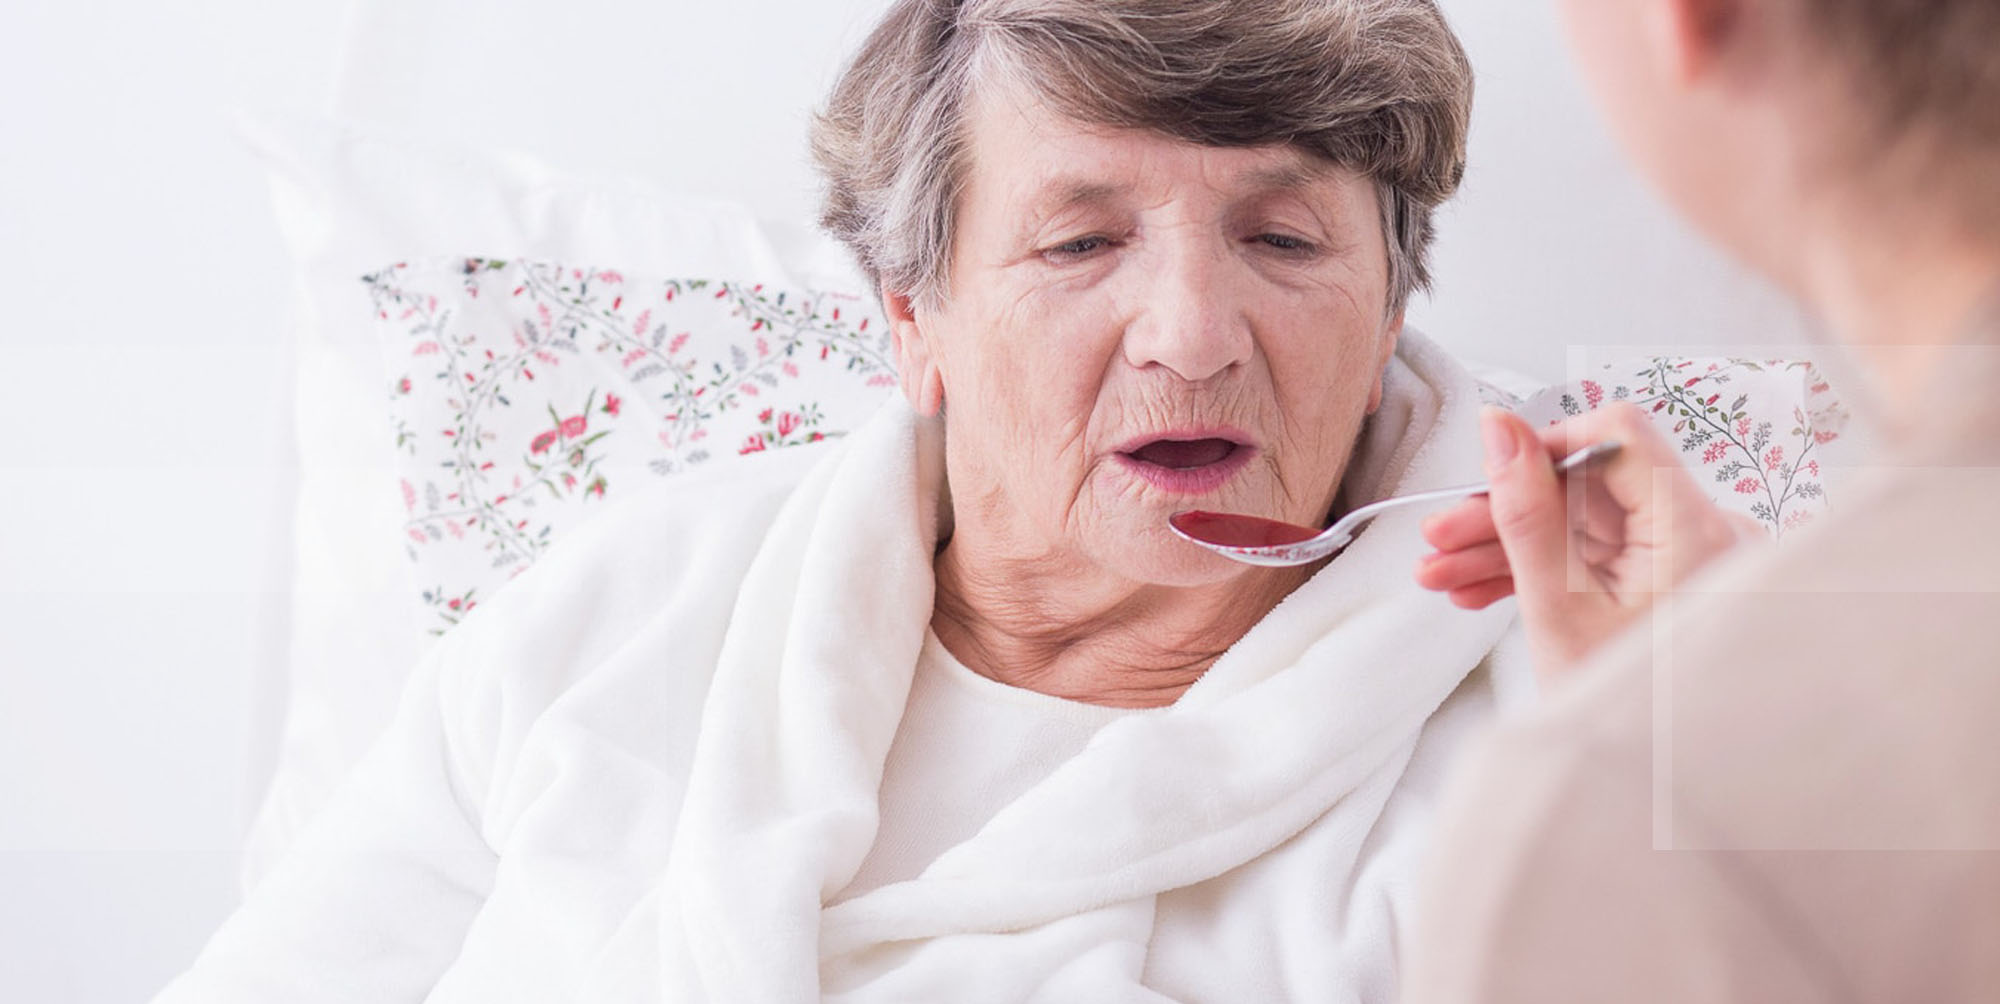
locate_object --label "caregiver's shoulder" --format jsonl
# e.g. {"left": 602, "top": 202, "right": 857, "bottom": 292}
{"left": 429, "top": 437, "right": 841, "bottom": 690}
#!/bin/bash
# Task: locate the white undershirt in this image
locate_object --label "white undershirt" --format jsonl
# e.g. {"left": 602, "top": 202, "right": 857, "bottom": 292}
{"left": 834, "top": 630, "right": 1155, "bottom": 903}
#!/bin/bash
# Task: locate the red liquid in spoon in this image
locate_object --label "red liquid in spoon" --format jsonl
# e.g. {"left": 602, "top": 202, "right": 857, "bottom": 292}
{"left": 1170, "top": 510, "right": 1323, "bottom": 548}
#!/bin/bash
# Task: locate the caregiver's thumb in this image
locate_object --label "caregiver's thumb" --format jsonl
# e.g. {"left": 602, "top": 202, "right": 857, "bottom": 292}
{"left": 1476, "top": 408, "right": 1600, "bottom": 669}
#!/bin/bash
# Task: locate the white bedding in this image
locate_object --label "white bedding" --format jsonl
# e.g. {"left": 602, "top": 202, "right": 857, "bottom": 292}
{"left": 156, "top": 331, "right": 1525, "bottom": 1002}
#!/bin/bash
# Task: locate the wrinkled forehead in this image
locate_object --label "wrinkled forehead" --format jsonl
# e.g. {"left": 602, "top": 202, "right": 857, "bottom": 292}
{"left": 960, "top": 81, "right": 1358, "bottom": 225}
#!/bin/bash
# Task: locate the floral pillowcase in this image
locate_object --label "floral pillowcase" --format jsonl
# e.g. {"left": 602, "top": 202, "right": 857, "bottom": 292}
{"left": 366, "top": 257, "right": 1845, "bottom": 642}
{"left": 1510, "top": 357, "right": 1846, "bottom": 539}
{"left": 366, "top": 258, "right": 897, "bottom": 635}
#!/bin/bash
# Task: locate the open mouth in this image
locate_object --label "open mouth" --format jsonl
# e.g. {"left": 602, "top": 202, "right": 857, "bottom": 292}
{"left": 1115, "top": 434, "right": 1254, "bottom": 494}
{"left": 1125, "top": 438, "right": 1240, "bottom": 470}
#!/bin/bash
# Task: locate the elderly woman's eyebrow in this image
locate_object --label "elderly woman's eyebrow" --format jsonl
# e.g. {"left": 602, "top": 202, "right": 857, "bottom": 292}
{"left": 1040, "top": 161, "right": 1336, "bottom": 204}
{"left": 1024, "top": 161, "right": 1335, "bottom": 220}
{"left": 1006, "top": 179, "right": 1128, "bottom": 249}
{"left": 1241, "top": 161, "right": 1342, "bottom": 197}
{"left": 1025, "top": 178, "right": 1126, "bottom": 217}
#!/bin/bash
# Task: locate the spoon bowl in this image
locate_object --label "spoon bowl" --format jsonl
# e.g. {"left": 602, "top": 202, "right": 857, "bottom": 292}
{"left": 1170, "top": 441, "right": 1622, "bottom": 567}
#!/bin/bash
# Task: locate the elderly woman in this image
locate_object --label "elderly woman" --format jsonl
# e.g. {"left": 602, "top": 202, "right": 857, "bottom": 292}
{"left": 160, "top": 1, "right": 1517, "bottom": 1001}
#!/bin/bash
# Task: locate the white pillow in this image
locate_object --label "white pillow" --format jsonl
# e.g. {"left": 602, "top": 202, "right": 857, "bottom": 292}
{"left": 238, "top": 113, "right": 871, "bottom": 884}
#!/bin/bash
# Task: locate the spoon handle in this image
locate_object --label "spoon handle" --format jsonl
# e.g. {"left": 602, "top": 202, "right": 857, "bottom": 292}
{"left": 1328, "top": 440, "right": 1622, "bottom": 538}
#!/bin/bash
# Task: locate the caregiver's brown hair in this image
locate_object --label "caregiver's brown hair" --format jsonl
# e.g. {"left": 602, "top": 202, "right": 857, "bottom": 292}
{"left": 810, "top": 0, "right": 1473, "bottom": 315}
{"left": 1790, "top": 0, "right": 2000, "bottom": 149}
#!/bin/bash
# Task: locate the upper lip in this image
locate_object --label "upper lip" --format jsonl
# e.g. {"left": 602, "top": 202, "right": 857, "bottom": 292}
{"left": 1112, "top": 428, "right": 1258, "bottom": 457}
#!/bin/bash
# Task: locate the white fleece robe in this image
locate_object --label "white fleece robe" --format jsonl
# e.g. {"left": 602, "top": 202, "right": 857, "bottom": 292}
{"left": 156, "top": 331, "right": 1524, "bottom": 1003}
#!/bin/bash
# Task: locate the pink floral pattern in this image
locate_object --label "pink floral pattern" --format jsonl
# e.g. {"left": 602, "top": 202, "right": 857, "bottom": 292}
{"left": 366, "top": 258, "right": 896, "bottom": 634}
{"left": 1515, "top": 357, "right": 1847, "bottom": 539}
{"left": 368, "top": 258, "right": 1846, "bottom": 635}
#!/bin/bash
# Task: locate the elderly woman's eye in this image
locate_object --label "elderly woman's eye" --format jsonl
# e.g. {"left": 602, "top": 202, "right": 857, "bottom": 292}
{"left": 1044, "top": 235, "right": 1114, "bottom": 260}
{"left": 1255, "top": 233, "right": 1320, "bottom": 255}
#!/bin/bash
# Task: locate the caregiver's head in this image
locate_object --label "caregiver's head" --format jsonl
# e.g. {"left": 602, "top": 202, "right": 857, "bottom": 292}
{"left": 1557, "top": 0, "right": 2000, "bottom": 398}
{"left": 812, "top": 0, "right": 1472, "bottom": 590}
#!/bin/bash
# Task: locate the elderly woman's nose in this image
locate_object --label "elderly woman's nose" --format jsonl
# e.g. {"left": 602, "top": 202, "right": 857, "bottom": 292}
{"left": 1120, "top": 243, "right": 1255, "bottom": 382}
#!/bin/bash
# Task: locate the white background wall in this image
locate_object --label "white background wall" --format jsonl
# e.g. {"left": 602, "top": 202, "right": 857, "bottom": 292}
{"left": 1, "top": 3, "right": 342, "bottom": 1001}
{"left": 1412, "top": 2, "right": 1810, "bottom": 374}
{"left": 0, "top": 1, "right": 1807, "bottom": 1000}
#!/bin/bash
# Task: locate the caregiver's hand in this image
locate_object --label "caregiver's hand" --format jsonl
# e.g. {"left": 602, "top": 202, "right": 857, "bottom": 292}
{"left": 1414, "top": 403, "right": 1754, "bottom": 682}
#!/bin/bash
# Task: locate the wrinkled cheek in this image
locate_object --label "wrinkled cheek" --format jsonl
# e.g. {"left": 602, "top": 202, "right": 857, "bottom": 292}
{"left": 941, "top": 366, "right": 1093, "bottom": 532}
{"left": 1269, "top": 367, "right": 1377, "bottom": 508}
{"left": 940, "top": 285, "right": 1131, "bottom": 536}
{"left": 960, "top": 364, "right": 1083, "bottom": 470}
{"left": 968, "top": 339, "right": 1101, "bottom": 478}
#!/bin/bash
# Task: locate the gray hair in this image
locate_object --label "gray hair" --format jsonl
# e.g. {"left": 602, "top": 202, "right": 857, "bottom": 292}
{"left": 811, "top": 0, "right": 1474, "bottom": 316}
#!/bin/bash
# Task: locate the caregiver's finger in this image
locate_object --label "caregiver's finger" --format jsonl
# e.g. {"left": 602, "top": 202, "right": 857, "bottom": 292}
{"left": 1447, "top": 577, "right": 1516, "bottom": 610}
{"left": 1415, "top": 541, "right": 1512, "bottom": 593}
{"left": 1530, "top": 400, "right": 1670, "bottom": 457}
{"left": 1532, "top": 402, "right": 1699, "bottom": 514}
{"left": 1537, "top": 401, "right": 1746, "bottom": 582}
{"left": 1420, "top": 497, "right": 1498, "bottom": 552}
{"left": 1479, "top": 407, "right": 1594, "bottom": 618}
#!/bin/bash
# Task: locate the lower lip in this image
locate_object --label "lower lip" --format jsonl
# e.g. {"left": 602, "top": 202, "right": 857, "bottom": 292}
{"left": 1113, "top": 445, "right": 1254, "bottom": 495}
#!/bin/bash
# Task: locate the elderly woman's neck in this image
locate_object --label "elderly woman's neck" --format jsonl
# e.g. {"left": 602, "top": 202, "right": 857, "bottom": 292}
{"left": 929, "top": 540, "right": 1315, "bottom": 709}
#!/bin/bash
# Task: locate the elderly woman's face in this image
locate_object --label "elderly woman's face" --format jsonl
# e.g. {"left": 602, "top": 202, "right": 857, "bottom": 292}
{"left": 895, "top": 86, "right": 1400, "bottom": 587}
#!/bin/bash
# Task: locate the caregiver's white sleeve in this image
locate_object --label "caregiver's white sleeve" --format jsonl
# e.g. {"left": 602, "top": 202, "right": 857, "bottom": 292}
{"left": 153, "top": 638, "right": 498, "bottom": 1004}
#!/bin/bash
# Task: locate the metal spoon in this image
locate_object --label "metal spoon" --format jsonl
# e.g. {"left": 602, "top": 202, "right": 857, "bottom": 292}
{"left": 1169, "top": 441, "right": 1622, "bottom": 567}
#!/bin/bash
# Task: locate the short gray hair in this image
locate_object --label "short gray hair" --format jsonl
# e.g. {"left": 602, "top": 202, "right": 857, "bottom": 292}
{"left": 811, "top": 0, "right": 1474, "bottom": 316}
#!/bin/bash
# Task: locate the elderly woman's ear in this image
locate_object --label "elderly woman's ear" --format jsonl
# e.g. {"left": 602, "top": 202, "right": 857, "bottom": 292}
{"left": 884, "top": 289, "right": 946, "bottom": 417}
{"left": 1367, "top": 313, "right": 1405, "bottom": 415}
